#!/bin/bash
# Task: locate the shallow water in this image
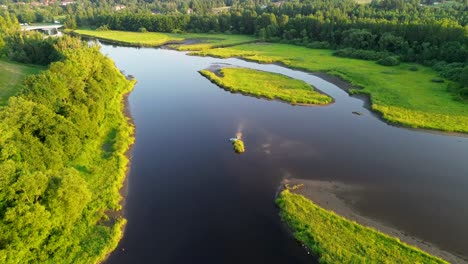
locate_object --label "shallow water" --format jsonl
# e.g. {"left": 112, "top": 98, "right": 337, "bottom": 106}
{"left": 101, "top": 44, "right": 468, "bottom": 263}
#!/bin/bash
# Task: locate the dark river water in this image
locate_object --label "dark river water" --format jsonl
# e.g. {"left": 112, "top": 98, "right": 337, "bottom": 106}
{"left": 100, "top": 43, "right": 468, "bottom": 263}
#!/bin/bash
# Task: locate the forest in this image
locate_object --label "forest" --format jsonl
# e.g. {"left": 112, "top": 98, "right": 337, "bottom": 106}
{"left": 0, "top": 13, "right": 134, "bottom": 263}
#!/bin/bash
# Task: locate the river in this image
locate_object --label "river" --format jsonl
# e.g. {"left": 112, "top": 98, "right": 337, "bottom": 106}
{"left": 100, "top": 43, "right": 468, "bottom": 263}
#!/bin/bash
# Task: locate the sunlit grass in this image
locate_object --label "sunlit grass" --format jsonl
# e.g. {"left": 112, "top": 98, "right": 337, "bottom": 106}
{"left": 277, "top": 190, "right": 447, "bottom": 264}
{"left": 200, "top": 67, "right": 332, "bottom": 105}
{"left": 74, "top": 29, "right": 256, "bottom": 50}
{"left": 193, "top": 43, "right": 468, "bottom": 133}
{"left": 0, "top": 60, "right": 41, "bottom": 105}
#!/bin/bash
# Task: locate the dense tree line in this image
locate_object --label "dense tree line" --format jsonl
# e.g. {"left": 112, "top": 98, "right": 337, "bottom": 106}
{"left": 0, "top": 20, "right": 134, "bottom": 263}
{"left": 3, "top": 0, "right": 465, "bottom": 95}
{"left": 85, "top": 0, "right": 467, "bottom": 99}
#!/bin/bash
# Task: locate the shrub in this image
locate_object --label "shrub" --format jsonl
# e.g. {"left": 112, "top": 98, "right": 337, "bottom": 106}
{"left": 459, "top": 88, "right": 468, "bottom": 100}
{"left": 138, "top": 27, "right": 147, "bottom": 33}
{"left": 409, "top": 66, "right": 418, "bottom": 71}
{"left": 232, "top": 139, "right": 245, "bottom": 153}
{"left": 377, "top": 56, "right": 400, "bottom": 66}
{"left": 306, "top": 41, "right": 330, "bottom": 49}
{"left": 96, "top": 25, "right": 110, "bottom": 31}
{"left": 334, "top": 48, "right": 388, "bottom": 61}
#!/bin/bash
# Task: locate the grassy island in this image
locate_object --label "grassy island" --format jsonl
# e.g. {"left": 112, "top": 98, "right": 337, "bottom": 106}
{"left": 74, "top": 29, "right": 256, "bottom": 50}
{"left": 193, "top": 43, "right": 468, "bottom": 133}
{"left": 276, "top": 190, "right": 447, "bottom": 264}
{"left": 200, "top": 67, "right": 332, "bottom": 105}
{"left": 0, "top": 60, "right": 41, "bottom": 105}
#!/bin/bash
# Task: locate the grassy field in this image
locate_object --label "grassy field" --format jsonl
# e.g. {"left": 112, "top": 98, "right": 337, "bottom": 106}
{"left": 0, "top": 60, "right": 41, "bottom": 105}
{"left": 277, "top": 190, "right": 447, "bottom": 264}
{"left": 74, "top": 29, "right": 257, "bottom": 50}
{"left": 200, "top": 67, "right": 332, "bottom": 105}
{"left": 193, "top": 43, "right": 468, "bottom": 133}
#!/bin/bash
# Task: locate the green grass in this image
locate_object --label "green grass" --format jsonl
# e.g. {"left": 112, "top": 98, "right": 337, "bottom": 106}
{"left": 200, "top": 67, "right": 332, "bottom": 105}
{"left": 277, "top": 190, "right": 447, "bottom": 264}
{"left": 193, "top": 43, "right": 468, "bottom": 133}
{"left": 73, "top": 29, "right": 257, "bottom": 50}
{"left": 0, "top": 60, "right": 41, "bottom": 105}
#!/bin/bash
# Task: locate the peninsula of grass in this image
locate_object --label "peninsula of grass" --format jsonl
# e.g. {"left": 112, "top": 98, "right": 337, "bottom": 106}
{"left": 0, "top": 60, "right": 41, "bottom": 105}
{"left": 277, "top": 190, "right": 447, "bottom": 264}
{"left": 193, "top": 43, "right": 468, "bottom": 133}
{"left": 73, "top": 29, "right": 256, "bottom": 50}
{"left": 200, "top": 67, "right": 332, "bottom": 105}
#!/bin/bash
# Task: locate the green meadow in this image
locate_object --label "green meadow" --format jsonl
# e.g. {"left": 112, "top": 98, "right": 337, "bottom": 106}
{"left": 200, "top": 67, "right": 332, "bottom": 105}
{"left": 74, "top": 29, "right": 256, "bottom": 50}
{"left": 193, "top": 43, "right": 468, "bottom": 133}
{"left": 0, "top": 60, "right": 41, "bottom": 105}
{"left": 277, "top": 190, "right": 447, "bottom": 264}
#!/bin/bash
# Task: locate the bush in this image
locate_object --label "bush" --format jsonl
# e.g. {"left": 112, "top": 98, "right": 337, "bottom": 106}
{"left": 409, "top": 66, "right": 418, "bottom": 71}
{"left": 459, "top": 88, "right": 468, "bottom": 100}
{"left": 306, "top": 41, "right": 330, "bottom": 49}
{"left": 334, "top": 48, "right": 388, "bottom": 61}
{"left": 96, "top": 25, "right": 110, "bottom": 31}
{"left": 232, "top": 139, "right": 245, "bottom": 153}
{"left": 377, "top": 56, "right": 400, "bottom": 66}
{"left": 138, "top": 27, "right": 147, "bottom": 33}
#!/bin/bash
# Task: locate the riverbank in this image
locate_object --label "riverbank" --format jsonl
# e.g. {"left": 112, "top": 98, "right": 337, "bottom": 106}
{"left": 199, "top": 66, "right": 332, "bottom": 105}
{"left": 73, "top": 29, "right": 257, "bottom": 50}
{"left": 280, "top": 179, "right": 467, "bottom": 264}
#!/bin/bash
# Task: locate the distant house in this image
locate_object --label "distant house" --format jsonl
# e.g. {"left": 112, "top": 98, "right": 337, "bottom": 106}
{"left": 187, "top": 8, "right": 193, "bottom": 14}
{"left": 114, "top": 5, "right": 126, "bottom": 11}
{"left": 0, "top": 4, "right": 7, "bottom": 9}
{"left": 30, "top": 2, "right": 42, "bottom": 6}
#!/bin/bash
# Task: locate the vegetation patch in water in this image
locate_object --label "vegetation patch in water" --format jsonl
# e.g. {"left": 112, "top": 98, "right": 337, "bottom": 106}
{"left": 232, "top": 139, "right": 245, "bottom": 153}
{"left": 200, "top": 67, "right": 332, "bottom": 105}
{"left": 276, "top": 190, "right": 447, "bottom": 264}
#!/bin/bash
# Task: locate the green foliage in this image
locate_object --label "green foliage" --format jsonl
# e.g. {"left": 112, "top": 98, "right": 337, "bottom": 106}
{"left": 334, "top": 48, "right": 389, "bottom": 61}
{"left": 4, "top": 31, "right": 59, "bottom": 65}
{"left": 96, "top": 25, "right": 110, "bottom": 31}
{"left": 232, "top": 139, "right": 245, "bottom": 153}
{"left": 0, "top": 36, "right": 134, "bottom": 263}
{"left": 64, "top": 15, "right": 77, "bottom": 30}
{"left": 276, "top": 190, "right": 448, "bottom": 264}
{"left": 199, "top": 67, "right": 332, "bottom": 105}
{"left": 377, "top": 56, "right": 400, "bottom": 66}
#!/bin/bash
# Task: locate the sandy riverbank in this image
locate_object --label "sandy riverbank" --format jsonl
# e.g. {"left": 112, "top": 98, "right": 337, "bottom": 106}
{"left": 282, "top": 178, "right": 468, "bottom": 264}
